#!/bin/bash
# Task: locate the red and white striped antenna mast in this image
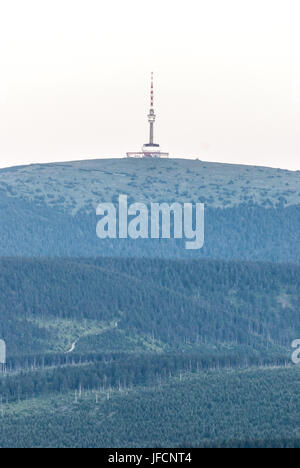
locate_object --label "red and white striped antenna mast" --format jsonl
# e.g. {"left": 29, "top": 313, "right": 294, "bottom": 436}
{"left": 150, "top": 71, "right": 154, "bottom": 109}
{"left": 147, "top": 72, "right": 156, "bottom": 145}
{"left": 126, "top": 72, "right": 169, "bottom": 158}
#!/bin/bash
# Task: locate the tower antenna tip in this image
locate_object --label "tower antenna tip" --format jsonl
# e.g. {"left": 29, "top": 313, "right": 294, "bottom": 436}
{"left": 150, "top": 72, "right": 154, "bottom": 108}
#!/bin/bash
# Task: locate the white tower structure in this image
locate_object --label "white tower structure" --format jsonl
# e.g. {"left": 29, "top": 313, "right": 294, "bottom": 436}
{"left": 127, "top": 73, "right": 169, "bottom": 158}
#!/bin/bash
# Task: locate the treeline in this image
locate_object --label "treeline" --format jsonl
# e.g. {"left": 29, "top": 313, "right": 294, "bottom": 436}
{"left": 0, "top": 366, "right": 299, "bottom": 448}
{"left": 0, "top": 353, "right": 292, "bottom": 403}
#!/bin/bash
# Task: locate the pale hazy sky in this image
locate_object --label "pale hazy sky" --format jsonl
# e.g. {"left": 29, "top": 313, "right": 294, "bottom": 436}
{"left": 0, "top": 0, "right": 300, "bottom": 170}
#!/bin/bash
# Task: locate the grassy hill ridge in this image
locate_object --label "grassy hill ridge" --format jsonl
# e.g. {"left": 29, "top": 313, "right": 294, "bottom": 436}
{"left": 0, "top": 158, "right": 299, "bottom": 261}
{"left": 0, "top": 158, "right": 299, "bottom": 214}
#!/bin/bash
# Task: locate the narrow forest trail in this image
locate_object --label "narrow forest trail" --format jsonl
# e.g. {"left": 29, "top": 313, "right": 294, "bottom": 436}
{"left": 67, "top": 342, "right": 76, "bottom": 353}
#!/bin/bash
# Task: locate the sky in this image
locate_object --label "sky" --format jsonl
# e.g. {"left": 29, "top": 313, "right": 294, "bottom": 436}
{"left": 0, "top": 0, "right": 300, "bottom": 170}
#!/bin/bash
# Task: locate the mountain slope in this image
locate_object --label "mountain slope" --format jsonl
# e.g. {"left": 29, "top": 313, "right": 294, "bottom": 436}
{"left": 0, "top": 158, "right": 299, "bottom": 262}
{"left": 1, "top": 366, "right": 299, "bottom": 448}
{"left": 0, "top": 257, "right": 299, "bottom": 359}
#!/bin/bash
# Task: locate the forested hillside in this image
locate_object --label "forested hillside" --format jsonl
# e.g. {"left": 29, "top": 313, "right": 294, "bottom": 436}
{"left": 0, "top": 251, "right": 299, "bottom": 448}
{"left": 0, "top": 159, "right": 299, "bottom": 262}
{"left": 0, "top": 367, "right": 299, "bottom": 448}
{"left": 0, "top": 257, "right": 299, "bottom": 359}
{"left": 0, "top": 158, "right": 299, "bottom": 448}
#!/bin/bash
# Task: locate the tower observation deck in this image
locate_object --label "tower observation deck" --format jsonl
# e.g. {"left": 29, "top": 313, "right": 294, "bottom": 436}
{"left": 127, "top": 73, "right": 169, "bottom": 158}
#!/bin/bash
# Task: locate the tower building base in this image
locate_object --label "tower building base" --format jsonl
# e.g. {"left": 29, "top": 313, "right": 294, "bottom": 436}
{"left": 126, "top": 151, "right": 169, "bottom": 158}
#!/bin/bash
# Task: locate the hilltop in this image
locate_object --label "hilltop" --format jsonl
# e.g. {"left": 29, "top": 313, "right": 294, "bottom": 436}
{"left": 0, "top": 158, "right": 299, "bottom": 261}
{"left": 0, "top": 158, "right": 299, "bottom": 214}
